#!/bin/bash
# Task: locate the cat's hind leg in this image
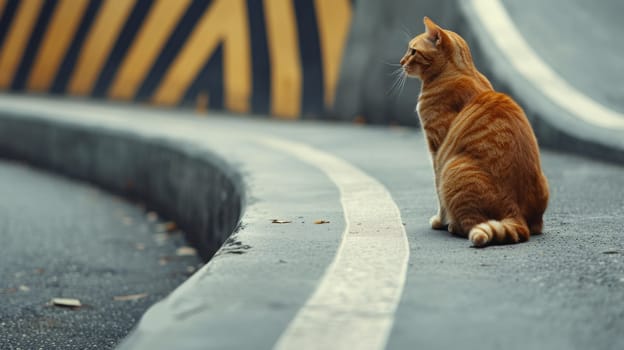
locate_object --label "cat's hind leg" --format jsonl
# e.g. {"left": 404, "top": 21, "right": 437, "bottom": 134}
{"left": 441, "top": 156, "right": 532, "bottom": 246}
{"left": 439, "top": 156, "right": 494, "bottom": 239}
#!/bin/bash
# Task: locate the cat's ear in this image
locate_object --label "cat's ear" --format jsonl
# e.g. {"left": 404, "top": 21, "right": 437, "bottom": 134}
{"left": 423, "top": 16, "right": 443, "bottom": 46}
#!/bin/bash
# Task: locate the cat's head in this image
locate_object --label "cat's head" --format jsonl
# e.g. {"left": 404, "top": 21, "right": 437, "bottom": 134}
{"left": 400, "top": 17, "right": 475, "bottom": 81}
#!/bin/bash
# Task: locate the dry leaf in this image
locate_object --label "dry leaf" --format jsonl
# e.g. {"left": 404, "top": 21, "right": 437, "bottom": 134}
{"left": 155, "top": 222, "right": 177, "bottom": 233}
{"left": 19, "top": 285, "right": 30, "bottom": 292}
{"left": 314, "top": 220, "right": 330, "bottom": 224}
{"left": 271, "top": 219, "right": 292, "bottom": 224}
{"left": 164, "top": 222, "right": 177, "bottom": 232}
{"left": 52, "top": 298, "right": 81, "bottom": 308}
{"left": 113, "top": 293, "right": 148, "bottom": 302}
{"left": 176, "top": 246, "right": 197, "bottom": 256}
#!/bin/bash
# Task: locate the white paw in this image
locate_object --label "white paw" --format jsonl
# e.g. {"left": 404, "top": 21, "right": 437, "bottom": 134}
{"left": 430, "top": 215, "right": 444, "bottom": 229}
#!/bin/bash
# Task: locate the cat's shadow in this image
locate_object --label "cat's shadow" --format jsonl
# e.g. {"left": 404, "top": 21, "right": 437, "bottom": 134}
{"left": 409, "top": 225, "right": 546, "bottom": 248}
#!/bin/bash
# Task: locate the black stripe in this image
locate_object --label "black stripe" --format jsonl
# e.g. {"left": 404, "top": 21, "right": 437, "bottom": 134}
{"left": 246, "top": 0, "right": 270, "bottom": 115}
{"left": 181, "top": 44, "right": 223, "bottom": 110}
{"left": 135, "top": 0, "right": 212, "bottom": 102}
{"left": 293, "top": 0, "right": 324, "bottom": 118}
{"left": 51, "top": 0, "right": 103, "bottom": 94}
{"left": 0, "top": 0, "right": 20, "bottom": 52}
{"left": 92, "top": 0, "right": 153, "bottom": 98}
{"left": 11, "top": 0, "right": 57, "bottom": 91}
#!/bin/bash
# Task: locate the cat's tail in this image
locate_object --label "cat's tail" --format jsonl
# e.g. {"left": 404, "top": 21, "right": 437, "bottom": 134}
{"left": 468, "top": 217, "right": 529, "bottom": 247}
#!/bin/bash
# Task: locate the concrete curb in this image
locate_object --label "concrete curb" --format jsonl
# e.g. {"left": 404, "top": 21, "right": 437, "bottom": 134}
{"left": 0, "top": 105, "right": 243, "bottom": 261}
{"left": 0, "top": 95, "right": 353, "bottom": 349}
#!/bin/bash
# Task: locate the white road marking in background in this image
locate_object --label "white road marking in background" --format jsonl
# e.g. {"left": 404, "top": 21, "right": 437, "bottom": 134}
{"left": 260, "top": 137, "right": 410, "bottom": 350}
{"left": 471, "top": 0, "right": 624, "bottom": 129}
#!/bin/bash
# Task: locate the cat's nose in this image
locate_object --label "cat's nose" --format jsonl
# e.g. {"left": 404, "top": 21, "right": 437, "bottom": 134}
{"left": 400, "top": 57, "right": 406, "bottom": 65}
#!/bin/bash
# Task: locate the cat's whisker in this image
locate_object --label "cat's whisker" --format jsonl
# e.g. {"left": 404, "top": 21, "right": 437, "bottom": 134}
{"left": 399, "top": 73, "right": 408, "bottom": 95}
{"left": 386, "top": 76, "right": 401, "bottom": 96}
{"left": 380, "top": 59, "right": 402, "bottom": 68}
{"left": 400, "top": 23, "right": 414, "bottom": 42}
{"left": 388, "top": 67, "right": 404, "bottom": 77}
{"left": 393, "top": 74, "right": 406, "bottom": 97}
{"left": 397, "top": 75, "right": 405, "bottom": 95}
{"left": 387, "top": 70, "right": 407, "bottom": 96}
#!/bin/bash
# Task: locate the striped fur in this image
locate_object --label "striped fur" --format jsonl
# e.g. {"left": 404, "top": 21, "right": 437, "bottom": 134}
{"left": 400, "top": 17, "right": 549, "bottom": 247}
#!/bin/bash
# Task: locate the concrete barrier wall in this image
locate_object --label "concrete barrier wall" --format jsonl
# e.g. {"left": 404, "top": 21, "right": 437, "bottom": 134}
{"left": 5, "top": 0, "right": 615, "bottom": 156}
{"left": 332, "top": 0, "right": 458, "bottom": 126}
{"left": 0, "top": 0, "right": 353, "bottom": 120}
{"left": 0, "top": 0, "right": 498, "bottom": 127}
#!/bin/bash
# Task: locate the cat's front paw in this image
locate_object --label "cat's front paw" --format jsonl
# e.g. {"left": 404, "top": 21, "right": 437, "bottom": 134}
{"left": 430, "top": 215, "right": 445, "bottom": 230}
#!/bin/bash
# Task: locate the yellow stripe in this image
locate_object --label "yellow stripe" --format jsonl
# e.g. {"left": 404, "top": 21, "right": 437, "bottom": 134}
{"left": 27, "top": 0, "right": 90, "bottom": 91}
{"left": 0, "top": 0, "right": 44, "bottom": 89}
{"left": 108, "top": 0, "right": 191, "bottom": 100}
{"left": 0, "top": 0, "right": 7, "bottom": 18}
{"left": 151, "top": 0, "right": 251, "bottom": 113}
{"left": 263, "top": 0, "right": 301, "bottom": 119}
{"left": 222, "top": 0, "right": 251, "bottom": 113}
{"left": 68, "top": 0, "right": 136, "bottom": 96}
{"left": 314, "top": 0, "right": 352, "bottom": 109}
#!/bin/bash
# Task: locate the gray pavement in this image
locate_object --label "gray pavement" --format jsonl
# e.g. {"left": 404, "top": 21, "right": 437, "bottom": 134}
{"left": 222, "top": 115, "right": 624, "bottom": 350}
{"left": 1, "top": 96, "right": 623, "bottom": 349}
{"left": 0, "top": 159, "right": 200, "bottom": 349}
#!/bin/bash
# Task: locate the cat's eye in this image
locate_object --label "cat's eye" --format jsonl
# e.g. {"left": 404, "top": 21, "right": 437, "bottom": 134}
{"left": 409, "top": 48, "right": 416, "bottom": 56}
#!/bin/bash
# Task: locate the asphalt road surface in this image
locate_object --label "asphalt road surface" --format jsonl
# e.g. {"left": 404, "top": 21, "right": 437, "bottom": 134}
{"left": 0, "top": 160, "right": 201, "bottom": 349}
{"left": 0, "top": 94, "right": 623, "bottom": 349}
{"left": 219, "top": 119, "right": 624, "bottom": 350}
{"left": 117, "top": 110, "right": 624, "bottom": 350}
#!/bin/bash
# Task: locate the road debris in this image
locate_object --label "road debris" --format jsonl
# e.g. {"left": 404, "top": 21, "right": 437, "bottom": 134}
{"left": 156, "top": 221, "right": 177, "bottom": 233}
{"left": 176, "top": 246, "right": 197, "bottom": 256}
{"left": 113, "top": 293, "right": 148, "bottom": 302}
{"left": 314, "top": 220, "right": 330, "bottom": 224}
{"left": 272, "top": 219, "right": 292, "bottom": 224}
{"left": 52, "top": 298, "right": 82, "bottom": 308}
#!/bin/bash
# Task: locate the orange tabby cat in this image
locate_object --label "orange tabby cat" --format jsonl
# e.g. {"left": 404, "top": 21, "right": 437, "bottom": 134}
{"left": 400, "top": 17, "right": 549, "bottom": 247}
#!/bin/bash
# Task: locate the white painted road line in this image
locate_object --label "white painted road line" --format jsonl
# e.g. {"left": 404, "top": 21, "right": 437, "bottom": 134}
{"left": 260, "top": 137, "right": 410, "bottom": 350}
{"left": 471, "top": 0, "right": 624, "bottom": 129}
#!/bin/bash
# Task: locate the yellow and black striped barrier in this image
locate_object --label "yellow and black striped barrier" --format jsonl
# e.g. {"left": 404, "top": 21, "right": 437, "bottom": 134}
{"left": 0, "top": 0, "right": 353, "bottom": 119}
